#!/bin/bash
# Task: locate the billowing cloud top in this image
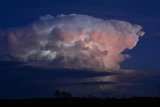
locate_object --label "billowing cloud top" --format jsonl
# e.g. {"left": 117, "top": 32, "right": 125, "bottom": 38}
{"left": 0, "top": 14, "right": 145, "bottom": 71}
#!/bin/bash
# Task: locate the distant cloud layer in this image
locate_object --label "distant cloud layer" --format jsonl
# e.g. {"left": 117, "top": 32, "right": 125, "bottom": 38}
{"left": 0, "top": 14, "right": 145, "bottom": 71}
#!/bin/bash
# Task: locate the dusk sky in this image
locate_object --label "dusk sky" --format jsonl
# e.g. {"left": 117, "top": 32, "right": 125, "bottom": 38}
{"left": 0, "top": 0, "right": 160, "bottom": 98}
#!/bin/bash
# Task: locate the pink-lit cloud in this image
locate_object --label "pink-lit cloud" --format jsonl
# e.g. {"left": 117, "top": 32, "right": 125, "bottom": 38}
{"left": 0, "top": 14, "right": 145, "bottom": 71}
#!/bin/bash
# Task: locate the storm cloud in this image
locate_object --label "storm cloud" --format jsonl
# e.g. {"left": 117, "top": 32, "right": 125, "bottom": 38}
{"left": 0, "top": 14, "right": 144, "bottom": 71}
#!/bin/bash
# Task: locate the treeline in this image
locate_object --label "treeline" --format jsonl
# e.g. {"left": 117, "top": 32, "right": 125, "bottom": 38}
{"left": 0, "top": 90, "right": 160, "bottom": 107}
{"left": 1, "top": 97, "right": 160, "bottom": 107}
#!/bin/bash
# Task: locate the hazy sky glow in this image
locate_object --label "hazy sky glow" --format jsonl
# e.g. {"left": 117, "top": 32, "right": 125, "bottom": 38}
{"left": 0, "top": 0, "right": 160, "bottom": 98}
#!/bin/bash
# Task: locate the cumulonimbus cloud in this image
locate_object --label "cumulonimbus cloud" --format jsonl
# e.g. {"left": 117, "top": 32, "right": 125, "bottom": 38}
{"left": 0, "top": 14, "right": 145, "bottom": 71}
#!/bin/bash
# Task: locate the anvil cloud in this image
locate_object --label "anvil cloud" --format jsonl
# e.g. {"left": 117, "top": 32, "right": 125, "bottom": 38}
{"left": 0, "top": 14, "right": 144, "bottom": 71}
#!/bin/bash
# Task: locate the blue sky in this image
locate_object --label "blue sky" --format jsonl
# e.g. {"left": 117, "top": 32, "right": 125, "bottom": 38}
{"left": 0, "top": 0, "right": 160, "bottom": 98}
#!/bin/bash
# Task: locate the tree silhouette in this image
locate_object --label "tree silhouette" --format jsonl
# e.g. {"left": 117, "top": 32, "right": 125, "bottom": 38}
{"left": 61, "top": 91, "right": 72, "bottom": 98}
{"left": 89, "top": 94, "right": 93, "bottom": 99}
{"left": 54, "top": 90, "right": 72, "bottom": 98}
{"left": 54, "top": 90, "right": 61, "bottom": 98}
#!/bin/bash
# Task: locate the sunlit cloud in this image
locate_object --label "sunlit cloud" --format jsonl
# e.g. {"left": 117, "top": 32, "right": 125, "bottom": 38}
{"left": 0, "top": 14, "right": 144, "bottom": 71}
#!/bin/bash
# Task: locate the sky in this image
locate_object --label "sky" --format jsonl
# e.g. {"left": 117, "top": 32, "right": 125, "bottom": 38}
{"left": 0, "top": 0, "right": 160, "bottom": 98}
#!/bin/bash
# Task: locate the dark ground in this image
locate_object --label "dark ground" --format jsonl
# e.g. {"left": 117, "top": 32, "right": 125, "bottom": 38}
{"left": 0, "top": 97, "right": 160, "bottom": 107}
